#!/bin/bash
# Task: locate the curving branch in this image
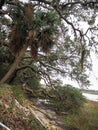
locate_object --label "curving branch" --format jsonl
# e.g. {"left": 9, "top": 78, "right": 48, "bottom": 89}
{"left": 53, "top": 6, "right": 82, "bottom": 37}
{"left": 61, "top": 1, "right": 98, "bottom": 9}
{"left": 38, "top": 60, "right": 67, "bottom": 74}
{"left": 30, "top": 0, "right": 98, "bottom": 37}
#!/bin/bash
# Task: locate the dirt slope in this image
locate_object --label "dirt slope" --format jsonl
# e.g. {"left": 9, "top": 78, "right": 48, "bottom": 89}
{"left": 0, "top": 84, "right": 65, "bottom": 130}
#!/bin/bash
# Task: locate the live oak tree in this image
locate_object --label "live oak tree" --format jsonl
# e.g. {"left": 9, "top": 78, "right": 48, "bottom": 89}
{"left": 0, "top": 0, "right": 98, "bottom": 87}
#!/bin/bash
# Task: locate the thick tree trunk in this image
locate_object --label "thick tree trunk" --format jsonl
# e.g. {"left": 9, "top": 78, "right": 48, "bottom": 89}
{"left": 0, "top": 30, "right": 36, "bottom": 83}
{"left": 0, "top": 43, "right": 28, "bottom": 83}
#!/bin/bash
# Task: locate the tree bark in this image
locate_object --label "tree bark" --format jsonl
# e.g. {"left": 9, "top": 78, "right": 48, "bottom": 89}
{"left": 0, "top": 43, "right": 29, "bottom": 83}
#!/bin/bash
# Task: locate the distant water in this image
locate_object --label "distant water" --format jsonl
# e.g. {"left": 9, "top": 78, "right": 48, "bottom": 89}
{"left": 83, "top": 93, "right": 98, "bottom": 102}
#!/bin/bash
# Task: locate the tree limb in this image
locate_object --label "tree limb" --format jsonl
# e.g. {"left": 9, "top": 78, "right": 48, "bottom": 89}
{"left": 0, "top": 122, "right": 10, "bottom": 130}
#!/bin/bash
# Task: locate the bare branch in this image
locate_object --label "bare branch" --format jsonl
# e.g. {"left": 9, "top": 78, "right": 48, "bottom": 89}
{"left": 38, "top": 60, "right": 66, "bottom": 74}
{"left": 0, "top": 122, "right": 10, "bottom": 130}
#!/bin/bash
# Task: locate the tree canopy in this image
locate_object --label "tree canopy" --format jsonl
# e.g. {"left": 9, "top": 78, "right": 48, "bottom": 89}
{"left": 0, "top": 0, "right": 98, "bottom": 87}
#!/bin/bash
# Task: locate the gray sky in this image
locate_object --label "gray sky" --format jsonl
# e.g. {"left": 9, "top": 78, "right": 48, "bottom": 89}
{"left": 89, "top": 54, "right": 98, "bottom": 90}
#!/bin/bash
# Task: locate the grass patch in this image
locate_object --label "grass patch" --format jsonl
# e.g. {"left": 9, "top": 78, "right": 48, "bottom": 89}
{"left": 28, "top": 114, "right": 48, "bottom": 130}
{"left": 11, "top": 85, "right": 26, "bottom": 103}
{"left": 64, "top": 101, "right": 98, "bottom": 130}
{"left": 0, "top": 84, "right": 47, "bottom": 130}
{"left": 0, "top": 84, "right": 11, "bottom": 96}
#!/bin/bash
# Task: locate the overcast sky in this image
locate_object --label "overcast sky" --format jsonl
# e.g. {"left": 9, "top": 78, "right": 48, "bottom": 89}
{"left": 89, "top": 54, "right": 98, "bottom": 90}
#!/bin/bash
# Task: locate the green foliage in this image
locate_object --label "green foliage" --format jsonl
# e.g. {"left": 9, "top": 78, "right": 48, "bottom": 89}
{"left": 0, "top": 84, "right": 12, "bottom": 97}
{"left": 11, "top": 85, "right": 26, "bottom": 103}
{"left": 47, "top": 85, "right": 86, "bottom": 114}
{"left": 0, "top": 84, "right": 7, "bottom": 96}
{"left": 12, "top": 67, "right": 41, "bottom": 90}
{"left": 0, "top": 64, "right": 9, "bottom": 79}
{"left": 64, "top": 101, "right": 98, "bottom": 130}
{"left": 31, "top": 10, "right": 60, "bottom": 53}
{"left": 32, "top": 10, "right": 60, "bottom": 31}
{"left": 0, "top": 46, "right": 14, "bottom": 79}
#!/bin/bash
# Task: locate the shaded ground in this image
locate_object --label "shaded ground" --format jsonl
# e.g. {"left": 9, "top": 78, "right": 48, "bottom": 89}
{"left": 0, "top": 84, "right": 66, "bottom": 130}
{"left": 32, "top": 98, "right": 67, "bottom": 130}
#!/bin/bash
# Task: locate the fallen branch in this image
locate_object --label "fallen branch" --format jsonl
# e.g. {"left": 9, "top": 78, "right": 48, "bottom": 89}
{"left": 0, "top": 122, "right": 10, "bottom": 130}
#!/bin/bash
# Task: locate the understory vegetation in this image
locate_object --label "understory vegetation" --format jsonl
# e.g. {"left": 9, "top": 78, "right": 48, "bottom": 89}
{"left": 64, "top": 101, "right": 98, "bottom": 130}
{"left": 38, "top": 85, "right": 86, "bottom": 114}
{"left": 22, "top": 84, "right": 98, "bottom": 130}
{"left": 0, "top": 83, "right": 98, "bottom": 130}
{"left": 0, "top": 84, "right": 47, "bottom": 130}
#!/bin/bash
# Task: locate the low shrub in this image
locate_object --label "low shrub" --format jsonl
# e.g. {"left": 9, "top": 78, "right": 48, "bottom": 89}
{"left": 64, "top": 101, "right": 98, "bottom": 130}
{"left": 47, "top": 85, "right": 86, "bottom": 114}
{"left": 11, "top": 85, "right": 26, "bottom": 103}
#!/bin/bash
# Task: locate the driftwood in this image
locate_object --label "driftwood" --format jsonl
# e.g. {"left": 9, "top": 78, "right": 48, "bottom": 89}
{"left": 0, "top": 122, "right": 10, "bottom": 130}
